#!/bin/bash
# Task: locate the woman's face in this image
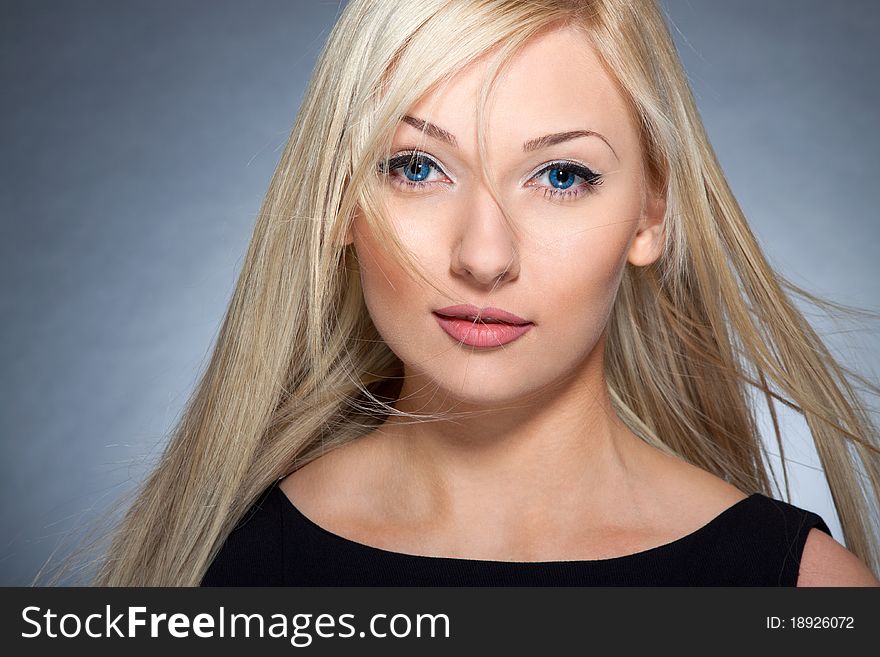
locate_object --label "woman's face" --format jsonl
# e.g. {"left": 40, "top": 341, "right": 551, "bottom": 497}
{"left": 348, "top": 25, "right": 665, "bottom": 408}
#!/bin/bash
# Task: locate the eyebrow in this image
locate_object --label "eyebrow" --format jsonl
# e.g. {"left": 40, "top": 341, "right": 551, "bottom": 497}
{"left": 401, "top": 114, "right": 618, "bottom": 162}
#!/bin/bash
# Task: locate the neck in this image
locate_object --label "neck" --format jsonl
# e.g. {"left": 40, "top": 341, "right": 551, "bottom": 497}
{"left": 376, "top": 339, "right": 651, "bottom": 522}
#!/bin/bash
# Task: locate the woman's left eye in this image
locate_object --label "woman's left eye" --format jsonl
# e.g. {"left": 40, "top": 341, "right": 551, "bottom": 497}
{"left": 527, "top": 161, "right": 604, "bottom": 201}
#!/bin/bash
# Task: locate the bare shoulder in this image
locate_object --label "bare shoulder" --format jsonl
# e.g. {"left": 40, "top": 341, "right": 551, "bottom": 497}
{"left": 797, "top": 528, "right": 880, "bottom": 587}
{"left": 640, "top": 443, "right": 750, "bottom": 519}
{"left": 635, "top": 443, "right": 879, "bottom": 586}
{"left": 279, "top": 431, "right": 387, "bottom": 517}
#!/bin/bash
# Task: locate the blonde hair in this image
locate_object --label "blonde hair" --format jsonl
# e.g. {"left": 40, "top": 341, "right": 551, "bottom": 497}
{"left": 45, "top": 0, "right": 880, "bottom": 585}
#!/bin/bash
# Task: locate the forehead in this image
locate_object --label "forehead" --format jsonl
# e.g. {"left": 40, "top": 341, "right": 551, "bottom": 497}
{"left": 398, "top": 24, "right": 635, "bottom": 157}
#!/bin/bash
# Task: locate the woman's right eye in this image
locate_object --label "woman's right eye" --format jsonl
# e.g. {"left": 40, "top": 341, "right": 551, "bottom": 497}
{"left": 378, "top": 152, "right": 448, "bottom": 189}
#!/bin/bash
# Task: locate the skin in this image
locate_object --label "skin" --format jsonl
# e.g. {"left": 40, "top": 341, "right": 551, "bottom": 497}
{"left": 281, "top": 25, "right": 879, "bottom": 583}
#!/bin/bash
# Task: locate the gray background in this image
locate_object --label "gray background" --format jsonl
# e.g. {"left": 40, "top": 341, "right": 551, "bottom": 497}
{"left": 1, "top": 0, "right": 877, "bottom": 585}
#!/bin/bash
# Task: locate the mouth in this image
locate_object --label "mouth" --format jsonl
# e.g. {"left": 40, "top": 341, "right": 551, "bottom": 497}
{"left": 432, "top": 306, "right": 534, "bottom": 348}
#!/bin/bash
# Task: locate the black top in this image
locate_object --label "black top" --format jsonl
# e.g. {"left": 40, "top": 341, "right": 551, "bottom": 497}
{"left": 200, "top": 483, "right": 832, "bottom": 586}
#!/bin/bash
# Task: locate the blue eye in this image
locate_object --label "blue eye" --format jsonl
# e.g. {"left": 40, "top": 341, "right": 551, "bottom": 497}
{"left": 531, "top": 161, "right": 603, "bottom": 200}
{"left": 548, "top": 166, "right": 576, "bottom": 189}
{"left": 378, "top": 151, "right": 446, "bottom": 188}
{"left": 403, "top": 159, "right": 432, "bottom": 182}
{"left": 534, "top": 162, "right": 602, "bottom": 189}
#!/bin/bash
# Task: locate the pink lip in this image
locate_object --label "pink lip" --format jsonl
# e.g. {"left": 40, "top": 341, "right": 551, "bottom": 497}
{"left": 432, "top": 304, "right": 533, "bottom": 348}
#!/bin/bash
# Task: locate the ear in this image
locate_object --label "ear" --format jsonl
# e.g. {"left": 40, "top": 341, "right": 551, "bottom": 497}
{"left": 626, "top": 190, "right": 666, "bottom": 267}
{"left": 343, "top": 208, "right": 362, "bottom": 247}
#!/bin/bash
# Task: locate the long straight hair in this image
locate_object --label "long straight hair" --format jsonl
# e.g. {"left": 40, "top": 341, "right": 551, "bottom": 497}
{"left": 48, "top": 0, "right": 879, "bottom": 585}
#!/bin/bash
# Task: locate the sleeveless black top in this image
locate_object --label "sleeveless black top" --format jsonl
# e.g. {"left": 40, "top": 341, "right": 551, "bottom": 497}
{"left": 200, "top": 483, "right": 832, "bottom": 586}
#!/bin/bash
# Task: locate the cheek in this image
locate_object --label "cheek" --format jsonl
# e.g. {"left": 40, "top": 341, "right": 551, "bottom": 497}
{"left": 546, "top": 186, "right": 641, "bottom": 313}
{"left": 352, "top": 222, "right": 428, "bottom": 347}
{"left": 534, "top": 223, "right": 633, "bottom": 341}
{"left": 353, "top": 205, "right": 447, "bottom": 299}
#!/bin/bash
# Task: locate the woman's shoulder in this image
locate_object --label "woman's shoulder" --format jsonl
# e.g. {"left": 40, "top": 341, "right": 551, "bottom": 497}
{"left": 277, "top": 436, "right": 398, "bottom": 543}
{"left": 635, "top": 451, "right": 872, "bottom": 585}
{"left": 797, "top": 526, "right": 880, "bottom": 586}
{"left": 699, "top": 487, "right": 876, "bottom": 587}
{"left": 636, "top": 446, "right": 753, "bottom": 534}
{"left": 670, "top": 455, "right": 878, "bottom": 587}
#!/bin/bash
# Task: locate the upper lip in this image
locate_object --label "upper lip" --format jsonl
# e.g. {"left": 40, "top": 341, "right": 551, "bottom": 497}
{"left": 433, "top": 304, "right": 532, "bottom": 325}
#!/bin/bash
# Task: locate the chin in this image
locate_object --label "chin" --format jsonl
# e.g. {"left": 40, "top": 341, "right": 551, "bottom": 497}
{"left": 417, "top": 366, "right": 555, "bottom": 410}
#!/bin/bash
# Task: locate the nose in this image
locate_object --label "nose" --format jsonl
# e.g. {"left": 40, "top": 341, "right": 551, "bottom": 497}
{"left": 451, "top": 184, "right": 520, "bottom": 287}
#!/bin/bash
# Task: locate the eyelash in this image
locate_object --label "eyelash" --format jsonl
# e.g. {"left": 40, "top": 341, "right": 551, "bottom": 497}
{"left": 377, "top": 150, "right": 604, "bottom": 202}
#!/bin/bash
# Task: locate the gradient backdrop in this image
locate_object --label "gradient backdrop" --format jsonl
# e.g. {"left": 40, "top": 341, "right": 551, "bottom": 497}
{"left": 1, "top": 0, "right": 878, "bottom": 585}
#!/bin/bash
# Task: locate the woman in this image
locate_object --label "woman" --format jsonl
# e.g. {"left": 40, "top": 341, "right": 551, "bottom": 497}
{"left": 94, "top": 0, "right": 879, "bottom": 586}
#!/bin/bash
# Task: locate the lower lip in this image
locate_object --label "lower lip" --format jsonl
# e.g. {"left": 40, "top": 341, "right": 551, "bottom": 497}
{"left": 433, "top": 313, "right": 533, "bottom": 348}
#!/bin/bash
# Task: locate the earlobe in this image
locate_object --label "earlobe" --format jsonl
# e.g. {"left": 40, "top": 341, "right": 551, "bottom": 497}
{"left": 626, "top": 192, "right": 666, "bottom": 267}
